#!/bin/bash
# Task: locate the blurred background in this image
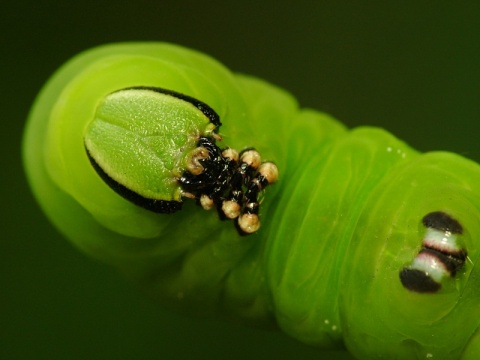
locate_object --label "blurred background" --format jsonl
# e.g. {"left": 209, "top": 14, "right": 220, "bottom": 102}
{"left": 2, "top": 2, "right": 479, "bottom": 359}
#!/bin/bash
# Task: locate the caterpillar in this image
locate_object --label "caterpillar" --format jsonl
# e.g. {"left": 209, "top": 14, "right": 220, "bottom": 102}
{"left": 22, "top": 42, "right": 480, "bottom": 360}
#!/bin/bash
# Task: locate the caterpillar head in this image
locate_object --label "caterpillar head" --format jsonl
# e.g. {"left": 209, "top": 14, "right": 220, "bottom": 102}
{"left": 40, "top": 43, "right": 279, "bottom": 240}
{"left": 24, "top": 42, "right": 293, "bottom": 324}
{"left": 83, "top": 86, "right": 278, "bottom": 234}
{"left": 340, "top": 151, "right": 480, "bottom": 359}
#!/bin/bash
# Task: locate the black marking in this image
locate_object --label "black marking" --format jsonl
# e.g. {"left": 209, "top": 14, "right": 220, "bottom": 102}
{"left": 179, "top": 137, "right": 233, "bottom": 199}
{"left": 178, "top": 136, "right": 276, "bottom": 234}
{"left": 399, "top": 268, "right": 441, "bottom": 293}
{"left": 399, "top": 211, "right": 468, "bottom": 293}
{"left": 422, "top": 211, "right": 463, "bottom": 234}
{"left": 86, "top": 147, "right": 182, "bottom": 214}
{"left": 420, "top": 247, "right": 466, "bottom": 276}
{"left": 179, "top": 136, "right": 248, "bottom": 203}
{"left": 243, "top": 202, "right": 259, "bottom": 215}
{"left": 116, "top": 86, "right": 222, "bottom": 127}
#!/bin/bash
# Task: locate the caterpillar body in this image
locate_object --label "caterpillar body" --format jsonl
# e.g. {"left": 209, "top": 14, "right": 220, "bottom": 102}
{"left": 23, "top": 43, "right": 480, "bottom": 360}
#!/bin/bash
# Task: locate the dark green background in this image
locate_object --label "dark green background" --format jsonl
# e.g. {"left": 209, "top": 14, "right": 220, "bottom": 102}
{"left": 2, "top": 2, "right": 479, "bottom": 359}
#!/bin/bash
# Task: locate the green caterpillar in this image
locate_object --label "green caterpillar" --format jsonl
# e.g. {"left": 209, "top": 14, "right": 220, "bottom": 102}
{"left": 22, "top": 42, "right": 480, "bottom": 360}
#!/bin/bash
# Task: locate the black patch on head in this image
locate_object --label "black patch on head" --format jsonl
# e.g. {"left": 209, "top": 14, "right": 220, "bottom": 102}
{"left": 178, "top": 136, "right": 229, "bottom": 197}
{"left": 85, "top": 146, "right": 182, "bottom": 214}
{"left": 178, "top": 137, "right": 276, "bottom": 235}
{"left": 422, "top": 211, "right": 463, "bottom": 234}
{"left": 399, "top": 268, "right": 441, "bottom": 293}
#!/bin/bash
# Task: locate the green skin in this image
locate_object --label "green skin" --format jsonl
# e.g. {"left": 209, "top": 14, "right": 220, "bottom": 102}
{"left": 22, "top": 42, "right": 480, "bottom": 359}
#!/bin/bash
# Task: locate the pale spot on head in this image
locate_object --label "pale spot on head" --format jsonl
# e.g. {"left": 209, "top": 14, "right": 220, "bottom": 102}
{"left": 186, "top": 146, "right": 209, "bottom": 175}
{"left": 222, "top": 200, "right": 241, "bottom": 219}
{"left": 258, "top": 162, "right": 278, "bottom": 184}
{"left": 200, "top": 194, "right": 214, "bottom": 210}
{"left": 222, "top": 148, "right": 239, "bottom": 161}
{"left": 238, "top": 213, "right": 260, "bottom": 233}
{"left": 240, "top": 149, "right": 262, "bottom": 169}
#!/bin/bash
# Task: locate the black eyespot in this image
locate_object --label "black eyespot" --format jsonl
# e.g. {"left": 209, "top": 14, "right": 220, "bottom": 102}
{"left": 422, "top": 211, "right": 463, "bottom": 234}
{"left": 399, "top": 268, "right": 441, "bottom": 293}
{"left": 399, "top": 211, "right": 467, "bottom": 293}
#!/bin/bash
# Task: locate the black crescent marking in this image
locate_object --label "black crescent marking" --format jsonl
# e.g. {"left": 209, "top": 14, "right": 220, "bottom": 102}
{"left": 86, "top": 146, "right": 182, "bottom": 214}
{"left": 116, "top": 86, "right": 221, "bottom": 127}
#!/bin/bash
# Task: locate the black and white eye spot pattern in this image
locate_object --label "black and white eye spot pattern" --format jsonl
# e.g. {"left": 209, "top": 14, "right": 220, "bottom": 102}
{"left": 179, "top": 136, "right": 278, "bottom": 234}
{"left": 399, "top": 211, "right": 467, "bottom": 293}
